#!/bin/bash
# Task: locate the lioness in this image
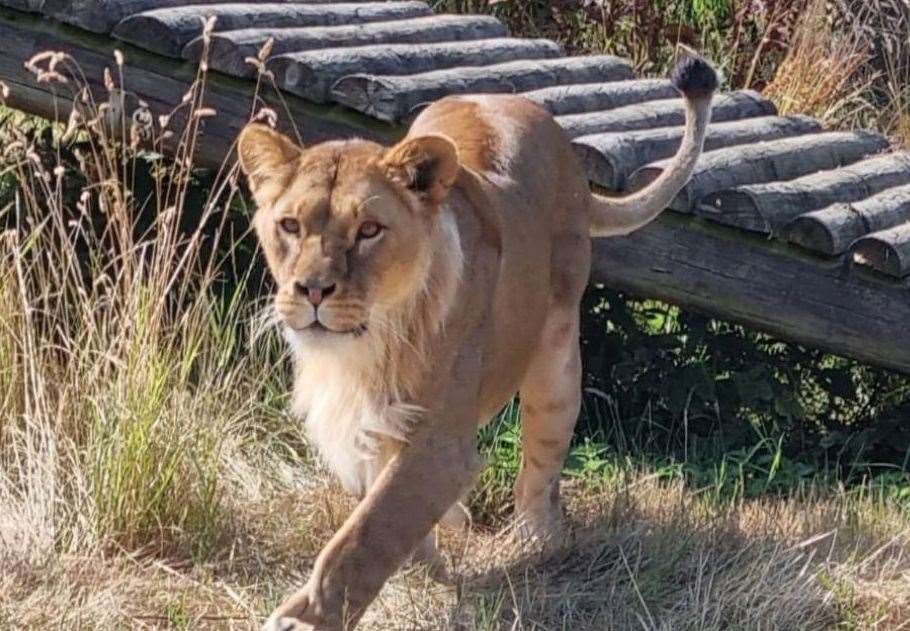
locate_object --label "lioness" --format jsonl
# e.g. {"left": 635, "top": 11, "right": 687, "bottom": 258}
{"left": 238, "top": 54, "right": 717, "bottom": 630}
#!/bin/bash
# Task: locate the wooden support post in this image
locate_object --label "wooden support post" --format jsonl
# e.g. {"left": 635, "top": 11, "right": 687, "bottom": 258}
{"left": 592, "top": 212, "right": 910, "bottom": 374}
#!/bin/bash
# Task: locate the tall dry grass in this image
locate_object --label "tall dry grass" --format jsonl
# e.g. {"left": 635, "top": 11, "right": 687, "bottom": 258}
{"left": 766, "top": 0, "right": 910, "bottom": 149}
{"left": 763, "top": 0, "right": 873, "bottom": 125}
{"left": 0, "top": 27, "right": 308, "bottom": 578}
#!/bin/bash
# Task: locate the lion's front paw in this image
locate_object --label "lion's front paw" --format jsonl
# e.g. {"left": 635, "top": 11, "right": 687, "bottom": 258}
{"left": 262, "top": 616, "right": 315, "bottom": 631}
{"left": 263, "top": 586, "right": 340, "bottom": 631}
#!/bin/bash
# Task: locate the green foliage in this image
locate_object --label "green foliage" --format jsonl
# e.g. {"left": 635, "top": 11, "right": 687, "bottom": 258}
{"left": 432, "top": 0, "right": 810, "bottom": 88}
{"left": 470, "top": 281, "right": 910, "bottom": 521}
{"left": 471, "top": 401, "right": 522, "bottom": 523}
{"left": 580, "top": 285, "right": 910, "bottom": 482}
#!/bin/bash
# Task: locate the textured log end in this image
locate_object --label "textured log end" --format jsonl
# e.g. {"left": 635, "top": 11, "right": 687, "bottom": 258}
{"left": 183, "top": 36, "right": 204, "bottom": 61}
{"left": 113, "top": 15, "right": 182, "bottom": 57}
{"left": 626, "top": 165, "right": 659, "bottom": 192}
{"left": 670, "top": 55, "right": 718, "bottom": 100}
{"left": 697, "top": 190, "right": 768, "bottom": 232}
{"left": 198, "top": 37, "right": 256, "bottom": 77}
{"left": 572, "top": 142, "right": 618, "bottom": 190}
{"left": 787, "top": 215, "right": 838, "bottom": 256}
{"left": 852, "top": 237, "right": 906, "bottom": 277}
{"left": 45, "top": 0, "right": 112, "bottom": 32}
{"left": 331, "top": 75, "right": 399, "bottom": 122}
{"left": 272, "top": 56, "right": 319, "bottom": 100}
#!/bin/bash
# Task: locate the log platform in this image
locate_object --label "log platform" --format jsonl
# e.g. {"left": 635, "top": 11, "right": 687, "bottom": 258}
{"left": 3, "top": 1, "right": 910, "bottom": 372}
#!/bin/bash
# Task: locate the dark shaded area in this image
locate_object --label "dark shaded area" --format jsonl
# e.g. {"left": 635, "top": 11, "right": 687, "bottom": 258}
{"left": 579, "top": 283, "right": 910, "bottom": 484}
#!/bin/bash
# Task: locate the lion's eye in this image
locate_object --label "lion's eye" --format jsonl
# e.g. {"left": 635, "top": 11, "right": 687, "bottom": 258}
{"left": 279, "top": 217, "right": 300, "bottom": 235}
{"left": 357, "top": 221, "right": 383, "bottom": 240}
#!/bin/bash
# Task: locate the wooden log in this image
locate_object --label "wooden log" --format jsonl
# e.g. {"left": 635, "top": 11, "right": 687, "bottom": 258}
{"left": 521, "top": 79, "right": 677, "bottom": 116}
{"left": 701, "top": 152, "right": 910, "bottom": 234}
{"left": 627, "top": 131, "right": 891, "bottom": 212}
{"left": 0, "top": 0, "right": 43, "bottom": 13}
{"left": 0, "top": 8, "right": 400, "bottom": 172}
{"left": 330, "top": 55, "right": 633, "bottom": 122}
{"left": 575, "top": 115, "right": 821, "bottom": 190}
{"left": 113, "top": 2, "right": 433, "bottom": 58}
{"left": 273, "top": 39, "right": 563, "bottom": 103}
{"left": 7, "top": 9, "right": 910, "bottom": 373}
{"left": 851, "top": 223, "right": 910, "bottom": 277}
{"left": 184, "top": 15, "right": 508, "bottom": 75}
{"left": 788, "top": 182, "right": 910, "bottom": 256}
{"left": 556, "top": 90, "right": 776, "bottom": 139}
{"left": 592, "top": 212, "right": 910, "bottom": 375}
{"left": 38, "top": 0, "right": 390, "bottom": 34}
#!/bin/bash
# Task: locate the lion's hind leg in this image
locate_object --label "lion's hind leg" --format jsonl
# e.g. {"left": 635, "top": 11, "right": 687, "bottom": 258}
{"left": 514, "top": 304, "right": 582, "bottom": 540}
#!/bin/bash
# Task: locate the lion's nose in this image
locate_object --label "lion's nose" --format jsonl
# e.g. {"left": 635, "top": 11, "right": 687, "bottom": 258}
{"left": 295, "top": 281, "right": 336, "bottom": 307}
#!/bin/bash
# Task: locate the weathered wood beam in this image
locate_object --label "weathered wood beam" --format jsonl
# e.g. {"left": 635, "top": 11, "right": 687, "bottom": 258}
{"left": 113, "top": 1, "right": 433, "bottom": 58}
{"left": 330, "top": 55, "right": 633, "bottom": 123}
{"left": 0, "top": 8, "right": 400, "bottom": 169}
{"left": 592, "top": 211, "right": 910, "bottom": 374}
{"left": 788, "top": 182, "right": 910, "bottom": 256}
{"left": 556, "top": 90, "right": 775, "bottom": 138}
{"left": 33, "top": 0, "right": 371, "bottom": 34}
{"left": 852, "top": 223, "right": 910, "bottom": 277}
{"left": 184, "top": 15, "right": 509, "bottom": 76}
{"left": 4, "top": 7, "right": 910, "bottom": 373}
{"left": 701, "top": 152, "right": 910, "bottom": 234}
{"left": 0, "top": 0, "right": 42, "bottom": 13}
{"left": 273, "top": 38, "right": 563, "bottom": 103}
{"left": 629, "top": 131, "right": 890, "bottom": 212}
{"left": 521, "top": 78, "right": 677, "bottom": 116}
{"left": 575, "top": 115, "right": 821, "bottom": 190}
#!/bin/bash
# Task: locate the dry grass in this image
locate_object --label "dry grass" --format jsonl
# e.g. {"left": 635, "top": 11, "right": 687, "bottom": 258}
{"left": 0, "top": 25, "right": 908, "bottom": 631}
{"left": 763, "top": 0, "right": 874, "bottom": 125}
{"left": 2, "top": 467, "right": 907, "bottom": 629}
{"left": 765, "top": 0, "right": 910, "bottom": 150}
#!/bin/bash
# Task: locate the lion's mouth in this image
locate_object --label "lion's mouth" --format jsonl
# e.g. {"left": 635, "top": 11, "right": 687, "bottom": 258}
{"left": 291, "top": 321, "right": 368, "bottom": 337}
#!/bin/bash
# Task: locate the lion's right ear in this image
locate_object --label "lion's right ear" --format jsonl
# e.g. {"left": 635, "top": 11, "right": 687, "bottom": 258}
{"left": 237, "top": 124, "right": 301, "bottom": 207}
{"left": 380, "top": 134, "right": 460, "bottom": 208}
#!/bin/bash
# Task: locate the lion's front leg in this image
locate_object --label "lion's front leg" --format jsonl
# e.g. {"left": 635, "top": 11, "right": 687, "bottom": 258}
{"left": 264, "top": 351, "right": 483, "bottom": 630}
{"left": 266, "top": 434, "right": 480, "bottom": 630}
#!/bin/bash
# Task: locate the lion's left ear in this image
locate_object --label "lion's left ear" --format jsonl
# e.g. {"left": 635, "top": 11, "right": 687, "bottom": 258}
{"left": 379, "top": 134, "right": 460, "bottom": 207}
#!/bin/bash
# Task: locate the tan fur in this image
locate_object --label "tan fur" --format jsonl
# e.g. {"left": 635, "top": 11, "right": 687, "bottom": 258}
{"left": 238, "top": 73, "right": 714, "bottom": 630}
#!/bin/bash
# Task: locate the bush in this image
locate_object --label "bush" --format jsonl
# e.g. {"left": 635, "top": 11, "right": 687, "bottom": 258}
{"left": 579, "top": 286, "right": 910, "bottom": 479}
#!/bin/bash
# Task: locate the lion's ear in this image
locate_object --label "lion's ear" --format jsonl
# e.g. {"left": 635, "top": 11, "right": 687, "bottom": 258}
{"left": 380, "top": 134, "right": 459, "bottom": 207}
{"left": 237, "top": 124, "right": 301, "bottom": 207}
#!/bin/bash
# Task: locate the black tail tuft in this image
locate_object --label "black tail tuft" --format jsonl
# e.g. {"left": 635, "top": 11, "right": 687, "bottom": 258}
{"left": 670, "top": 55, "right": 718, "bottom": 99}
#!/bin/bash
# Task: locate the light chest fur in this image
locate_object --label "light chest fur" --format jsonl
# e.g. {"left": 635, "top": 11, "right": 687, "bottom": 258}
{"left": 286, "top": 210, "right": 463, "bottom": 497}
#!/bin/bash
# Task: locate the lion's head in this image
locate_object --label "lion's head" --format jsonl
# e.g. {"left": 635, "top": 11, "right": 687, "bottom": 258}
{"left": 237, "top": 125, "right": 460, "bottom": 348}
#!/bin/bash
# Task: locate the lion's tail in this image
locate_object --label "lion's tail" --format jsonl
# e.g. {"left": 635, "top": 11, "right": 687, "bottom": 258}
{"left": 589, "top": 55, "right": 718, "bottom": 237}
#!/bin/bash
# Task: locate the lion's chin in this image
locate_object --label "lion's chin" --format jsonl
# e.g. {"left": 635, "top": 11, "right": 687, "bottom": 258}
{"left": 283, "top": 321, "right": 369, "bottom": 355}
